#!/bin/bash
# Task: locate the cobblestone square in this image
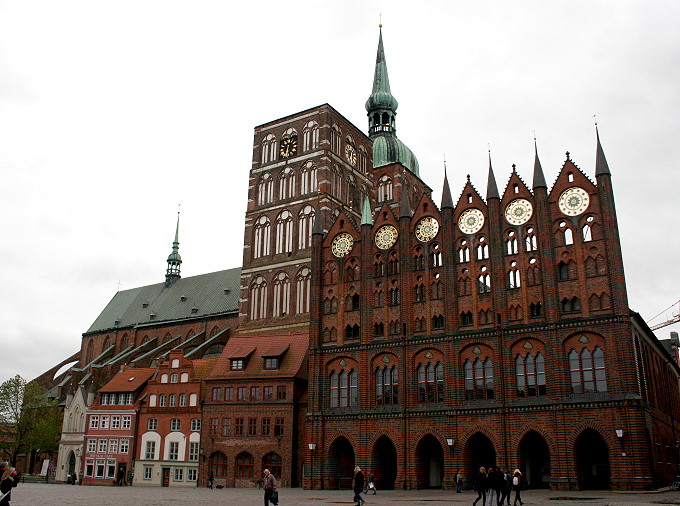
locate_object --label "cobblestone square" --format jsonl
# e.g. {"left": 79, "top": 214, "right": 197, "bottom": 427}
{"left": 7, "top": 484, "right": 680, "bottom": 506}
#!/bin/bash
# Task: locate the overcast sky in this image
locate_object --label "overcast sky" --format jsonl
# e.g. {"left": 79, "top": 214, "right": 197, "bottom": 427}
{"left": 1, "top": 1, "right": 679, "bottom": 384}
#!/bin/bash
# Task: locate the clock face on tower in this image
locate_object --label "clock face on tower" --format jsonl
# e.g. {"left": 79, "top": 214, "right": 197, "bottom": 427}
{"left": 331, "top": 233, "right": 354, "bottom": 258}
{"left": 345, "top": 144, "right": 357, "bottom": 166}
{"left": 279, "top": 136, "right": 298, "bottom": 159}
{"left": 415, "top": 217, "right": 440, "bottom": 242}
{"left": 558, "top": 187, "right": 590, "bottom": 216}
{"left": 375, "top": 225, "right": 398, "bottom": 250}
{"left": 458, "top": 208, "right": 485, "bottom": 235}
{"left": 505, "top": 198, "right": 533, "bottom": 226}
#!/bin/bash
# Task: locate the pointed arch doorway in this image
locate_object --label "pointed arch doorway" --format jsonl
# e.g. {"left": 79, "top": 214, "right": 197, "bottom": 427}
{"left": 371, "top": 435, "right": 397, "bottom": 490}
{"left": 466, "top": 432, "right": 496, "bottom": 478}
{"left": 575, "top": 428, "right": 610, "bottom": 489}
{"left": 518, "top": 430, "right": 551, "bottom": 488}
{"left": 415, "top": 434, "right": 444, "bottom": 488}
{"left": 329, "top": 436, "right": 355, "bottom": 490}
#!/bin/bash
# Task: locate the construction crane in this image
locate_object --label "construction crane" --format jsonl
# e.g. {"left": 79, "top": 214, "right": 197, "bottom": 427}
{"left": 648, "top": 300, "right": 680, "bottom": 331}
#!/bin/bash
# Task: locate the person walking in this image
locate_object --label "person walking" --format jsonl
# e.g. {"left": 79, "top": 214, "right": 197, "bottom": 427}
{"left": 497, "top": 468, "right": 511, "bottom": 506}
{"left": 353, "top": 466, "right": 365, "bottom": 505}
{"left": 512, "top": 469, "right": 523, "bottom": 506}
{"left": 455, "top": 470, "right": 463, "bottom": 493}
{"left": 263, "top": 468, "right": 278, "bottom": 506}
{"left": 472, "top": 467, "right": 487, "bottom": 506}
{"left": 486, "top": 467, "right": 497, "bottom": 506}
{"left": 365, "top": 472, "right": 376, "bottom": 495}
{"left": 208, "top": 472, "right": 214, "bottom": 489}
{"left": 0, "top": 466, "right": 19, "bottom": 506}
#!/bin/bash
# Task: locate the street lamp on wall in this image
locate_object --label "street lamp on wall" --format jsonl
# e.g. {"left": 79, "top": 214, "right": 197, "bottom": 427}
{"left": 446, "top": 438, "right": 455, "bottom": 447}
{"left": 615, "top": 429, "right": 624, "bottom": 439}
{"left": 308, "top": 443, "right": 317, "bottom": 490}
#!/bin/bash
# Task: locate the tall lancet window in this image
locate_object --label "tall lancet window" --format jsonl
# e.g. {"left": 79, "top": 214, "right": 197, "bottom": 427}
{"left": 296, "top": 268, "right": 311, "bottom": 314}
{"left": 298, "top": 205, "right": 315, "bottom": 250}
{"left": 253, "top": 216, "right": 271, "bottom": 259}
{"left": 275, "top": 210, "right": 293, "bottom": 254}
{"left": 250, "top": 276, "right": 268, "bottom": 320}
{"left": 272, "top": 272, "right": 290, "bottom": 317}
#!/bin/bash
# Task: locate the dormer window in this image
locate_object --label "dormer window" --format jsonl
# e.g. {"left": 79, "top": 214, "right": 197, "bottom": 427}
{"left": 264, "top": 357, "right": 279, "bottom": 370}
{"left": 231, "top": 359, "right": 245, "bottom": 371}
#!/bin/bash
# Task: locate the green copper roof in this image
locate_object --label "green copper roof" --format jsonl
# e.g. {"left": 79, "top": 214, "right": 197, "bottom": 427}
{"left": 366, "top": 28, "right": 419, "bottom": 176}
{"left": 365, "top": 28, "right": 398, "bottom": 113}
{"left": 372, "top": 135, "right": 419, "bottom": 175}
{"left": 361, "top": 196, "right": 373, "bottom": 225}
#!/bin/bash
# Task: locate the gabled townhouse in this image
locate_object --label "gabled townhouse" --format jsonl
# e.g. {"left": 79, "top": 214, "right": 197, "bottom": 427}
{"left": 201, "top": 334, "right": 308, "bottom": 488}
{"left": 56, "top": 385, "right": 94, "bottom": 483}
{"left": 133, "top": 350, "right": 216, "bottom": 487}
{"left": 81, "top": 367, "right": 155, "bottom": 485}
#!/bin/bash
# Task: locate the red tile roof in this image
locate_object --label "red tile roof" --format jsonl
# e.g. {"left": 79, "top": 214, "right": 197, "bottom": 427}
{"left": 192, "top": 358, "right": 218, "bottom": 380}
{"left": 99, "top": 367, "right": 156, "bottom": 392}
{"left": 208, "top": 332, "right": 308, "bottom": 380}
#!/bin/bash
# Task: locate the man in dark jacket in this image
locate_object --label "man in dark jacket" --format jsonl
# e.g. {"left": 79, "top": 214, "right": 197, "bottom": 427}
{"left": 263, "top": 468, "right": 277, "bottom": 506}
{"left": 353, "top": 466, "right": 365, "bottom": 505}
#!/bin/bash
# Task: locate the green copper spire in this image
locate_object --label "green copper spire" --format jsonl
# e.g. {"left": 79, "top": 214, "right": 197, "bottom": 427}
{"left": 361, "top": 196, "right": 373, "bottom": 226}
{"left": 165, "top": 210, "right": 182, "bottom": 286}
{"left": 366, "top": 26, "right": 419, "bottom": 176}
{"left": 365, "top": 27, "right": 398, "bottom": 116}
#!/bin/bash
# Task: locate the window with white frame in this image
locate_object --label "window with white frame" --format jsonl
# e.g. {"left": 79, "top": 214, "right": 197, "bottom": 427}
{"left": 169, "top": 394, "right": 176, "bottom": 407}
{"left": 85, "top": 459, "right": 94, "bottom": 477}
{"left": 108, "top": 439, "right": 118, "bottom": 454}
{"left": 169, "top": 441, "right": 179, "bottom": 460}
{"left": 179, "top": 393, "right": 186, "bottom": 407}
{"left": 189, "top": 442, "right": 199, "bottom": 461}
{"left": 120, "top": 439, "right": 129, "bottom": 454}
{"left": 174, "top": 468, "right": 183, "bottom": 481}
{"left": 100, "top": 416, "right": 109, "bottom": 429}
{"left": 187, "top": 468, "right": 197, "bottom": 481}
{"left": 143, "top": 466, "right": 152, "bottom": 480}
{"left": 122, "top": 416, "right": 131, "bottom": 430}
{"left": 87, "top": 438, "right": 96, "bottom": 453}
{"left": 145, "top": 441, "right": 156, "bottom": 460}
{"left": 111, "top": 415, "right": 120, "bottom": 430}
{"left": 191, "top": 418, "right": 201, "bottom": 432}
{"left": 98, "top": 439, "right": 107, "bottom": 453}
{"left": 147, "top": 418, "right": 158, "bottom": 431}
{"left": 171, "top": 373, "right": 178, "bottom": 383}
{"left": 90, "top": 415, "right": 99, "bottom": 429}
{"left": 170, "top": 418, "right": 180, "bottom": 431}
{"left": 106, "top": 460, "right": 116, "bottom": 479}
{"left": 159, "top": 395, "right": 167, "bottom": 407}
{"left": 95, "top": 460, "right": 105, "bottom": 478}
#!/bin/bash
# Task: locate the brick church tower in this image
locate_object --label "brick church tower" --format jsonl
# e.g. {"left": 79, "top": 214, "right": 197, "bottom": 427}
{"left": 236, "top": 105, "right": 373, "bottom": 335}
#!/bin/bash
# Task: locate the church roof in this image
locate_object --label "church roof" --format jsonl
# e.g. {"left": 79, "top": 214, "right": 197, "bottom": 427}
{"left": 85, "top": 267, "right": 241, "bottom": 335}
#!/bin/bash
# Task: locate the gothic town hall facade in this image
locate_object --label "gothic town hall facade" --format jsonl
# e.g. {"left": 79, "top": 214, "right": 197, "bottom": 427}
{"left": 51, "top": 28, "right": 680, "bottom": 492}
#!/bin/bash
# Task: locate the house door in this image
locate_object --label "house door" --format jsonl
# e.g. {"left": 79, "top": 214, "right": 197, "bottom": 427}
{"left": 162, "top": 467, "right": 170, "bottom": 487}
